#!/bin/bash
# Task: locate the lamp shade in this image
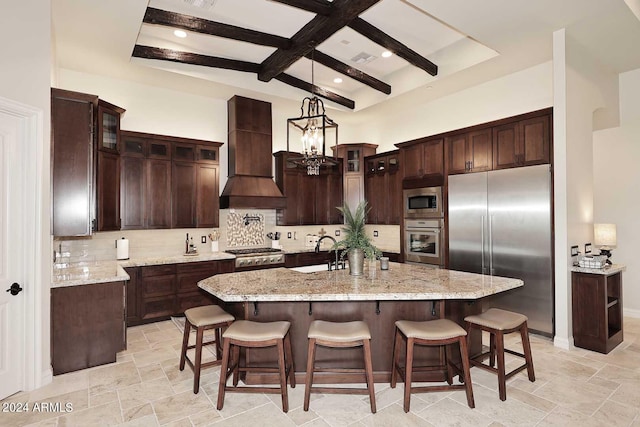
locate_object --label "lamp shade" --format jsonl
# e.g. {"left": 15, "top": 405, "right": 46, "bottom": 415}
{"left": 594, "top": 223, "right": 617, "bottom": 247}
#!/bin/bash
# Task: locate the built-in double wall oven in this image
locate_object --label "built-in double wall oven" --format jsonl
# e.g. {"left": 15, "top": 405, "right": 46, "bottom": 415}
{"left": 403, "top": 187, "right": 444, "bottom": 267}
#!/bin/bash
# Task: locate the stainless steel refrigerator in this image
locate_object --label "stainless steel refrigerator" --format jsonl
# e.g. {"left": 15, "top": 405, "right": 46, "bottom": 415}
{"left": 448, "top": 164, "right": 553, "bottom": 335}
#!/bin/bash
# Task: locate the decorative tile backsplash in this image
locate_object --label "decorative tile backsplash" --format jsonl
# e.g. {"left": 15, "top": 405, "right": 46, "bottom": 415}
{"left": 226, "top": 211, "right": 265, "bottom": 247}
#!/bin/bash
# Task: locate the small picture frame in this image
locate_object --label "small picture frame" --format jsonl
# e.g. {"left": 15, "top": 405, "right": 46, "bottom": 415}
{"left": 585, "top": 243, "right": 592, "bottom": 254}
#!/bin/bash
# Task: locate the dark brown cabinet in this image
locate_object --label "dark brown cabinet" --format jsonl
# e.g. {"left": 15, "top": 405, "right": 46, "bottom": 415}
{"left": 120, "top": 131, "right": 221, "bottom": 230}
{"left": 51, "top": 281, "right": 126, "bottom": 375}
{"left": 572, "top": 270, "right": 623, "bottom": 354}
{"left": 126, "top": 259, "right": 234, "bottom": 326}
{"left": 401, "top": 138, "right": 444, "bottom": 181}
{"left": 364, "top": 151, "right": 402, "bottom": 225}
{"left": 96, "top": 151, "right": 121, "bottom": 231}
{"left": 447, "top": 128, "right": 492, "bottom": 174}
{"left": 493, "top": 114, "right": 551, "bottom": 170}
{"left": 274, "top": 151, "right": 343, "bottom": 225}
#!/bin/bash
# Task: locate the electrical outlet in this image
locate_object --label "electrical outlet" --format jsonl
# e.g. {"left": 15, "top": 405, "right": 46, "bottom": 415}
{"left": 570, "top": 245, "right": 579, "bottom": 257}
{"left": 287, "top": 232, "right": 292, "bottom": 239}
{"left": 201, "top": 236, "right": 206, "bottom": 244}
{"left": 335, "top": 230, "right": 340, "bottom": 237}
{"left": 585, "top": 243, "right": 592, "bottom": 254}
{"left": 373, "top": 230, "right": 379, "bottom": 237}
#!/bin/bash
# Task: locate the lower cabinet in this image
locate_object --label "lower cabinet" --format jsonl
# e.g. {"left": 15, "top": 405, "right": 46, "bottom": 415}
{"left": 571, "top": 269, "right": 624, "bottom": 354}
{"left": 51, "top": 281, "right": 126, "bottom": 375}
{"left": 125, "top": 259, "right": 234, "bottom": 326}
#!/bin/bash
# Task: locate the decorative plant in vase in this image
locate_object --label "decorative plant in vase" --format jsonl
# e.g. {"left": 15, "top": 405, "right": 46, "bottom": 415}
{"left": 332, "top": 200, "right": 381, "bottom": 276}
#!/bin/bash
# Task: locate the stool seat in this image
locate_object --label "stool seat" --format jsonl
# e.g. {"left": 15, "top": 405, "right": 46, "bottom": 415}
{"left": 223, "top": 320, "right": 290, "bottom": 341}
{"left": 464, "top": 308, "right": 528, "bottom": 330}
{"left": 308, "top": 320, "right": 371, "bottom": 342}
{"left": 185, "top": 305, "right": 235, "bottom": 328}
{"left": 396, "top": 319, "right": 467, "bottom": 340}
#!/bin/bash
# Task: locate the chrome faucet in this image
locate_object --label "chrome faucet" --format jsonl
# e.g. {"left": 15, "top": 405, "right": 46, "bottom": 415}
{"left": 315, "top": 235, "right": 343, "bottom": 271}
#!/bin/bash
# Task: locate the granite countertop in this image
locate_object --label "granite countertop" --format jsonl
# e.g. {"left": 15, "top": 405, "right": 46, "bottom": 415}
{"left": 52, "top": 261, "right": 130, "bottom": 288}
{"left": 198, "top": 262, "right": 523, "bottom": 302}
{"left": 53, "top": 252, "right": 236, "bottom": 287}
{"left": 570, "top": 263, "right": 626, "bottom": 276}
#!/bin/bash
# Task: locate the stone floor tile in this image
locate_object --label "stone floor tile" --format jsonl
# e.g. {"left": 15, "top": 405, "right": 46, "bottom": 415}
{"left": 416, "top": 397, "right": 491, "bottom": 427}
{"left": 57, "top": 401, "right": 122, "bottom": 426}
{"left": 152, "top": 390, "right": 213, "bottom": 425}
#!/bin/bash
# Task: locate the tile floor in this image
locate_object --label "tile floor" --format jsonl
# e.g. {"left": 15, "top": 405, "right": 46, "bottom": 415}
{"left": 2, "top": 317, "right": 640, "bottom": 427}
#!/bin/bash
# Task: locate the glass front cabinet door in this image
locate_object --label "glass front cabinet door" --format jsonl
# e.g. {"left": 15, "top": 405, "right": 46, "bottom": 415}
{"left": 97, "top": 101, "right": 125, "bottom": 153}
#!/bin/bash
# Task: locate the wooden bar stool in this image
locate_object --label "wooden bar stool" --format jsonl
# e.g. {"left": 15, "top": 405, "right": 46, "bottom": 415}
{"left": 179, "top": 305, "right": 234, "bottom": 394}
{"left": 464, "top": 308, "right": 535, "bottom": 401}
{"left": 304, "top": 320, "right": 376, "bottom": 413}
{"left": 216, "top": 320, "right": 295, "bottom": 412}
{"left": 391, "top": 319, "right": 474, "bottom": 412}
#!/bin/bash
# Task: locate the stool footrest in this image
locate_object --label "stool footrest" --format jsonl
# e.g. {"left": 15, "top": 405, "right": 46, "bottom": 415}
{"left": 310, "top": 387, "right": 371, "bottom": 395}
{"left": 412, "top": 384, "right": 467, "bottom": 393}
{"left": 224, "top": 386, "right": 285, "bottom": 395}
{"left": 313, "top": 367, "right": 367, "bottom": 374}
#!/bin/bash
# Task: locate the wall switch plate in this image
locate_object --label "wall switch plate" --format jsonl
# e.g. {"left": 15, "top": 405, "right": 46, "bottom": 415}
{"left": 287, "top": 232, "right": 292, "bottom": 239}
{"left": 570, "top": 245, "right": 579, "bottom": 257}
{"left": 373, "top": 230, "right": 379, "bottom": 237}
{"left": 335, "top": 230, "right": 340, "bottom": 237}
{"left": 585, "top": 243, "right": 592, "bottom": 254}
{"left": 201, "top": 236, "right": 206, "bottom": 244}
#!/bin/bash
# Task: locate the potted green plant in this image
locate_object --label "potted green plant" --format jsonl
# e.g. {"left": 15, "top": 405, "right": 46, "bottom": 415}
{"left": 332, "top": 200, "right": 381, "bottom": 276}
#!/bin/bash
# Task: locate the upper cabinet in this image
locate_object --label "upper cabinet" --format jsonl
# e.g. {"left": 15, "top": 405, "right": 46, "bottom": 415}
{"left": 331, "top": 143, "right": 377, "bottom": 211}
{"left": 402, "top": 138, "right": 444, "bottom": 181}
{"left": 365, "top": 151, "right": 401, "bottom": 225}
{"left": 446, "top": 129, "right": 492, "bottom": 175}
{"left": 274, "top": 151, "right": 343, "bottom": 225}
{"left": 493, "top": 115, "right": 551, "bottom": 170}
{"left": 51, "top": 88, "right": 125, "bottom": 236}
{"left": 120, "top": 131, "right": 222, "bottom": 230}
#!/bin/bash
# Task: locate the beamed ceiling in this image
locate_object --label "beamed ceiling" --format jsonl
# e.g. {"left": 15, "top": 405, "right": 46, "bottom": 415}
{"left": 52, "top": 0, "right": 640, "bottom": 112}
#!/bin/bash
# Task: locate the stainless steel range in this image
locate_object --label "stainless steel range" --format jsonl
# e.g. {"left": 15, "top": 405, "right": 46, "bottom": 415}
{"left": 225, "top": 247, "right": 285, "bottom": 271}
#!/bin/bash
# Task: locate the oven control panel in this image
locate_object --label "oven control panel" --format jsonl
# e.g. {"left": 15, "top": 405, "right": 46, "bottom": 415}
{"left": 235, "top": 254, "right": 284, "bottom": 269}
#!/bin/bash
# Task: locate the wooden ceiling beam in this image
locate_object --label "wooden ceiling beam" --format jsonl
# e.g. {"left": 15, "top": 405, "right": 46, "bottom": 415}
{"left": 132, "top": 45, "right": 260, "bottom": 73}
{"left": 275, "top": 74, "right": 355, "bottom": 109}
{"left": 132, "top": 45, "right": 355, "bottom": 109}
{"left": 304, "top": 50, "right": 391, "bottom": 94}
{"left": 143, "top": 7, "right": 291, "bottom": 49}
{"left": 348, "top": 17, "right": 438, "bottom": 76}
{"left": 258, "top": 0, "right": 381, "bottom": 82}
{"left": 271, "top": 0, "right": 332, "bottom": 16}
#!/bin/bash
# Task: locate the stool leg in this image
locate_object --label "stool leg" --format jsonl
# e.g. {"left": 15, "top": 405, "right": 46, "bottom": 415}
{"left": 232, "top": 344, "right": 240, "bottom": 387}
{"left": 403, "top": 337, "right": 414, "bottom": 413}
{"left": 214, "top": 327, "right": 223, "bottom": 361}
{"left": 520, "top": 322, "right": 536, "bottom": 382}
{"left": 495, "top": 331, "right": 507, "bottom": 401}
{"left": 489, "top": 332, "right": 496, "bottom": 367}
{"left": 303, "top": 338, "right": 317, "bottom": 411}
{"left": 193, "top": 326, "right": 205, "bottom": 393}
{"left": 277, "top": 339, "right": 289, "bottom": 413}
{"left": 444, "top": 344, "right": 453, "bottom": 385}
{"left": 458, "top": 336, "right": 475, "bottom": 408}
{"left": 179, "top": 318, "right": 191, "bottom": 371}
{"left": 216, "top": 338, "right": 231, "bottom": 410}
{"left": 390, "top": 327, "right": 401, "bottom": 388}
{"left": 284, "top": 332, "right": 296, "bottom": 388}
{"left": 362, "top": 339, "right": 376, "bottom": 413}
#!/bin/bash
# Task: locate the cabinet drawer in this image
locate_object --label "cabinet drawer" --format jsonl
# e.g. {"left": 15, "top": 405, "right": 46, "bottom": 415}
{"left": 176, "top": 261, "right": 218, "bottom": 275}
{"left": 141, "top": 295, "right": 176, "bottom": 320}
{"left": 142, "top": 275, "right": 175, "bottom": 297}
{"left": 177, "top": 271, "right": 217, "bottom": 293}
{"left": 141, "top": 264, "right": 176, "bottom": 277}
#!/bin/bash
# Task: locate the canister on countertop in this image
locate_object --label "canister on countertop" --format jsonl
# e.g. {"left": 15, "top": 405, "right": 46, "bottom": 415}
{"left": 380, "top": 256, "right": 389, "bottom": 270}
{"left": 116, "top": 237, "right": 129, "bottom": 260}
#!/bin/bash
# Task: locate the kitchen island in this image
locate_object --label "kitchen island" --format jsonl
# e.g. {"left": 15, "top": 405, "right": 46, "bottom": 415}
{"left": 199, "top": 262, "right": 523, "bottom": 383}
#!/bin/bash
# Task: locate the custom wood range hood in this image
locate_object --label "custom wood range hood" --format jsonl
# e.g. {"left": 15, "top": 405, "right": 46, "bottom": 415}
{"left": 220, "top": 95, "right": 287, "bottom": 209}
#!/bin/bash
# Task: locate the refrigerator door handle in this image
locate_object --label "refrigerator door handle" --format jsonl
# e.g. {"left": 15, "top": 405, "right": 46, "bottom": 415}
{"left": 489, "top": 214, "right": 494, "bottom": 275}
{"left": 481, "top": 215, "right": 486, "bottom": 274}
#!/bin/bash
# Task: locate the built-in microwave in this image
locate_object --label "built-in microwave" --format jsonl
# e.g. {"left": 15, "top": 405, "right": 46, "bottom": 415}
{"left": 403, "top": 187, "right": 443, "bottom": 218}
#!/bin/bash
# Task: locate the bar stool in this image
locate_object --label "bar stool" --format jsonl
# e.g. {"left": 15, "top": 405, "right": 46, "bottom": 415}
{"left": 464, "top": 308, "right": 535, "bottom": 401}
{"left": 304, "top": 320, "right": 376, "bottom": 413}
{"left": 179, "top": 305, "right": 234, "bottom": 394}
{"left": 391, "top": 319, "right": 474, "bottom": 412}
{"left": 216, "top": 320, "right": 295, "bottom": 412}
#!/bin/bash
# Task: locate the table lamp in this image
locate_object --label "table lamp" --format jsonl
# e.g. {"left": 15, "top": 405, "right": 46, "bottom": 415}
{"left": 594, "top": 223, "right": 616, "bottom": 265}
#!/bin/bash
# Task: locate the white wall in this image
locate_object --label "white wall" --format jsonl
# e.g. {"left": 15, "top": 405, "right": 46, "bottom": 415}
{"left": 552, "top": 29, "right": 621, "bottom": 347}
{"left": 0, "top": 0, "right": 52, "bottom": 389}
{"left": 594, "top": 68, "right": 640, "bottom": 317}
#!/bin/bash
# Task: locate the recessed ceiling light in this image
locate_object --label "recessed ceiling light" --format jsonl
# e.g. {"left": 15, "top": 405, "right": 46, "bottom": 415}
{"left": 333, "top": 77, "right": 343, "bottom": 84}
{"left": 381, "top": 51, "right": 393, "bottom": 58}
{"left": 174, "top": 30, "right": 187, "bottom": 38}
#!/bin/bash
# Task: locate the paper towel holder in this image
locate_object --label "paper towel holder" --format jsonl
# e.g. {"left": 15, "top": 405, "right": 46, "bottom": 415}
{"left": 116, "top": 237, "right": 130, "bottom": 260}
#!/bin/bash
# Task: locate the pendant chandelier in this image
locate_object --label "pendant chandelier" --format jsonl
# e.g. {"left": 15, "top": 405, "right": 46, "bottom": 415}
{"left": 286, "top": 50, "right": 339, "bottom": 175}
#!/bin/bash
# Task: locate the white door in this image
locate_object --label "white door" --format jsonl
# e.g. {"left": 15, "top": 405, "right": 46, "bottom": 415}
{"left": 0, "top": 108, "right": 26, "bottom": 399}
